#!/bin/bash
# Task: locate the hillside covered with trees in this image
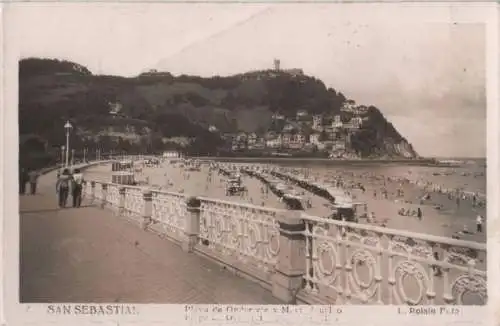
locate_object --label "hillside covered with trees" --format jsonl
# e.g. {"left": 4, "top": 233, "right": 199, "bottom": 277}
{"left": 19, "top": 58, "right": 417, "bottom": 163}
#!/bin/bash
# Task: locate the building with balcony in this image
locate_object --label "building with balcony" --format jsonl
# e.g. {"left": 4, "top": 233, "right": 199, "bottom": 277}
{"left": 309, "top": 132, "right": 321, "bottom": 145}
{"left": 351, "top": 116, "right": 363, "bottom": 129}
{"left": 312, "top": 115, "right": 323, "bottom": 130}
{"left": 295, "top": 133, "right": 307, "bottom": 144}
{"left": 266, "top": 137, "right": 282, "bottom": 149}
{"left": 247, "top": 133, "right": 258, "bottom": 145}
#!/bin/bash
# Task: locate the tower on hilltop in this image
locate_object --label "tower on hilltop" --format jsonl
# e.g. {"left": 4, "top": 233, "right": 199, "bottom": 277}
{"left": 273, "top": 58, "right": 280, "bottom": 71}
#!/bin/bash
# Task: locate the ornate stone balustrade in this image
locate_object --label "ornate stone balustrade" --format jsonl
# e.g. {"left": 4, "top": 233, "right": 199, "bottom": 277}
{"left": 151, "top": 190, "right": 187, "bottom": 242}
{"left": 84, "top": 177, "right": 487, "bottom": 305}
{"left": 122, "top": 185, "right": 145, "bottom": 220}
{"left": 93, "top": 182, "right": 104, "bottom": 202}
{"left": 106, "top": 183, "right": 121, "bottom": 213}
{"left": 299, "top": 214, "right": 487, "bottom": 305}
{"left": 195, "top": 197, "right": 282, "bottom": 285}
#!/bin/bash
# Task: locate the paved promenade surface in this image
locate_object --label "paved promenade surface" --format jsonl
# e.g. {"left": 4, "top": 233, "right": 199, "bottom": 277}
{"left": 20, "top": 170, "right": 282, "bottom": 304}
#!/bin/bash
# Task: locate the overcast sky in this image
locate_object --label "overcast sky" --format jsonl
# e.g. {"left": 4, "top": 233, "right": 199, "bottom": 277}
{"left": 7, "top": 3, "right": 487, "bottom": 158}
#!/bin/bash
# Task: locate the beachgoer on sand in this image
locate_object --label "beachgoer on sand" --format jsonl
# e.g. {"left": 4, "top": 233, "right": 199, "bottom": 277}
{"left": 476, "top": 215, "right": 483, "bottom": 233}
{"left": 367, "top": 212, "right": 375, "bottom": 223}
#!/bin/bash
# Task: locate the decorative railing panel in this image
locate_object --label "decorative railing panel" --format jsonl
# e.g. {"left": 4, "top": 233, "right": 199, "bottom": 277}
{"left": 197, "top": 198, "right": 281, "bottom": 275}
{"left": 301, "top": 214, "right": 487, "bottom": 305}
{"left": 83, "top": 181, "right": 93, "bottom": 199}
{"left": 106, "top": 184, "right": 120, "bottom": 212}
{"left": 151, "top": 191, "right": 187, "bottom": 242}
{"left": 122, "top": 186, "right": 144, "bottom": 219}
{"left": 94, "top": 182, "right": 103, "bottom": 201}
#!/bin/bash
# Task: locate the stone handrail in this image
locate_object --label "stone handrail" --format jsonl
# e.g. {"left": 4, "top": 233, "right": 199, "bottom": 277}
{"left": 84, "top": 175, "right": 487, "bottom": 305}
{"left": 299, "top": 213, "right": 486, "bottom": 305}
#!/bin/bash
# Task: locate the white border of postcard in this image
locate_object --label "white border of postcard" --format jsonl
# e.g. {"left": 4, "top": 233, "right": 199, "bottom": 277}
{"left": 2, "top": 2, "right": 499, "bottom": 326}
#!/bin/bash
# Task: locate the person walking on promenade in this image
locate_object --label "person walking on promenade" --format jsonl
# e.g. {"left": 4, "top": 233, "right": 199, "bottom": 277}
{"left": 19, "top": 167, "right": 28, "bottom": 195}
{"left": 56, "top": 168, "right": 72, "bottom": 208}
{"left": 476, "top": 214, "right": 484, "bottom": 233}
{"left": 28, "top": 169, "right": 39, "bottom": 195}
{"left": 72, "top": 168, "right": 84, "bottom": 208}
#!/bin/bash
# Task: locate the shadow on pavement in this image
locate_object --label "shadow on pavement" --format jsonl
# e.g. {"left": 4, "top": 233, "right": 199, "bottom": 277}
{"left": 21, "top": 205, "right": 97, "bottom": 214}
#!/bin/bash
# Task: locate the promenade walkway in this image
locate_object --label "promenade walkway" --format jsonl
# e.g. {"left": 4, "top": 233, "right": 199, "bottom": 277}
{"left": 20, "top": 170, "right": 282, "bottom": 304}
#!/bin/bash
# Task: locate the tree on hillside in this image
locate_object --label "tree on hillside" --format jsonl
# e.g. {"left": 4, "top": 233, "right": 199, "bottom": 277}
{"left": 19, "top": 58, "right": 92, "bottom": 77}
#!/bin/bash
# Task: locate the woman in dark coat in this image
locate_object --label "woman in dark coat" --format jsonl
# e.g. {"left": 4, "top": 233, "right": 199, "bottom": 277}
{"left": 19, "top": 167, "right": 28, "bottom": 195}
{"left": 56, "top": 169, "right": 73, "bottom": 208}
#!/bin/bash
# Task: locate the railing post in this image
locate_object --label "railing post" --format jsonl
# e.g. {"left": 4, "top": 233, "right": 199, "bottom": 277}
{"left": 141, "top": 189, "right": 153, "bottom": 230}
{"left": 271, "top": 211, "right": 306, "bottom": 304}
{"left": 100, "top": 183, "right": 108, "bottom": 209}
{"left": 183, "top": 196, "right": 201, "bottom": 253}
{"left": 118, "top": 186, "right": 126, "bottom": 215}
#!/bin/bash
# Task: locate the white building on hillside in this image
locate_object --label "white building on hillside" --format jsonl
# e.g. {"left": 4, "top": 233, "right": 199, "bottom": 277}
{"left": 163, "top": 151, "right": 182, "bottom": 158}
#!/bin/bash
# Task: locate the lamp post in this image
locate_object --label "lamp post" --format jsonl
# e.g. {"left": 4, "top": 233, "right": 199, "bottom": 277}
{"left": 71, "top": 149, "right": 75, "bottom": 167}
{"left": 83, "top": 147, "right": 87, "bottom": 163}
{"left": 64, "top": 120, "right": 73, "bottom": 167}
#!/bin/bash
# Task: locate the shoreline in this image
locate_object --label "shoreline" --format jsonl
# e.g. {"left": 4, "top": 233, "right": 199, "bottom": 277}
{"left": 192, "top": 156, "right": 452, "bottom": 167}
